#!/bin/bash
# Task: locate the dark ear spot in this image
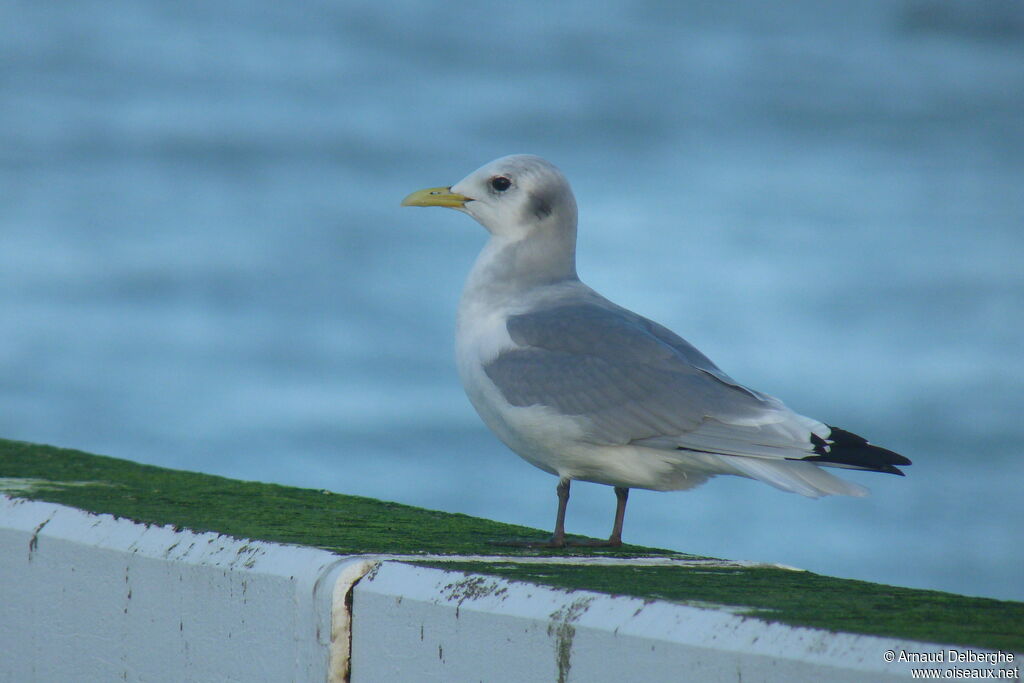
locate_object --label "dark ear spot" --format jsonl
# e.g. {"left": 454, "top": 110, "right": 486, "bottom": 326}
{"left": 526, "top": 190, "right": 554, "bottom": 221}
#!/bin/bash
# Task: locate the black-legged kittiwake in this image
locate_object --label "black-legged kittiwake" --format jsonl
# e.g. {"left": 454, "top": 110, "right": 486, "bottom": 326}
{"left": 402, "top": 154, "right": 910, "bottom": 547}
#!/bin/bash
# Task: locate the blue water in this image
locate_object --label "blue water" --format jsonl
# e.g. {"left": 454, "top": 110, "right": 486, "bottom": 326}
{"left": 2, "top": 1, "right": 1022, "bottom": 601}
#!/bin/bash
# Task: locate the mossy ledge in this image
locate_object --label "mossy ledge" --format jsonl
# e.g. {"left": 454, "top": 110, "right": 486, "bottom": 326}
{"left": 0, "top": 438, "right": 676, "bottom": 558}
{"left": 2, "top": 437, "right": 1021, "bottom": 652}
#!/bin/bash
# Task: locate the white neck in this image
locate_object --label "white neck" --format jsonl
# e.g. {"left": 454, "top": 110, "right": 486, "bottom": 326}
{"left": 462, "top": 226, "right": 578, "bottom": 307}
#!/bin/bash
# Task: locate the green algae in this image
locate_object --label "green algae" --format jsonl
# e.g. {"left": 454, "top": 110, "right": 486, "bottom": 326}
{"left": 2, "top": 437, "right": 1021, "bottom": 651}
{"left": 0, "top": 438, "right": 672, "bottom": 557}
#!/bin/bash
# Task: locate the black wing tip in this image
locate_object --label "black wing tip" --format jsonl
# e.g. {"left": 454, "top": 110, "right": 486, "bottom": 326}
{"left": 828, "top": 426, "right": 913, "bottom": 466}
{"left": 803, "top": 425, "right": 911, "bottom": 475}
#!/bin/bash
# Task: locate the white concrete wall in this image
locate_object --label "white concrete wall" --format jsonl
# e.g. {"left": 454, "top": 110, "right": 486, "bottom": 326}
{"left": 351, "top": 562, "right": 982, "bottom": 683}
{"left": 0, "top": 495, "right": 364, "bottom": 682}
{"left": 2, "top": 495, "right": 1019, "bottom": 682}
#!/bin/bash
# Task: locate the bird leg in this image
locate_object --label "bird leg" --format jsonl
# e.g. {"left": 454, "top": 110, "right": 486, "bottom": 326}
{"left": 607, "top": 486, "right": 629, "bottom": 546}
{"left": 564, "top": 486, "right": 628, "bottom": 547}
{"left": 486, "top": 478, "right": 571, "bottom": 548}
{"left": 488, "top": 480, "right": 628, "bottom": 548}
{"left": 546, "top": 478, "right": 571, "bottom": 547}
{"left": 553, "top": 484, "right": 629, "bottom": 547}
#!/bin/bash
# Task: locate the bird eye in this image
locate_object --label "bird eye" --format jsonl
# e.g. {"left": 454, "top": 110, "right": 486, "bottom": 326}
{"left": 490, "top": 176, "right": 512, "bottom": 192}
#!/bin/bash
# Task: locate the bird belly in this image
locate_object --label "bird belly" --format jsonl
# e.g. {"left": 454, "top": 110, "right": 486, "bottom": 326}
{"left": 458, "top": 353, "right": 717, "bottom": 490}
{"left": 459, "top": 358, "right": 580, "bottom": 476}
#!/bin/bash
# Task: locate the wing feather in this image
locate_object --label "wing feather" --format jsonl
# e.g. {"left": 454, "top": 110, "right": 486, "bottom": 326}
{"left": 483, "top": 301, "right": 910, "bottom": 479}
{"left": 485, "top": 302, "right": 795, "bottom": 448}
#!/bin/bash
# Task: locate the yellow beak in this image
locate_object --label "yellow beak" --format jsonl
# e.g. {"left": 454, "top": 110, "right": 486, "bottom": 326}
{"left": 401, "top": 186, "right": 470, "bottom": 208}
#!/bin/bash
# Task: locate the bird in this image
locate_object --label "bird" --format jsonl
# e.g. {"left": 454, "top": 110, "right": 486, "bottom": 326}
{"left": 402, "top": 154, "right": 910, "bottom": 547}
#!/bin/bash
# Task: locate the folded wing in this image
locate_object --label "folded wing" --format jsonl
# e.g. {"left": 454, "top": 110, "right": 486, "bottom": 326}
{"left": 484, "top": 302, "right": 910, "bottom": 477}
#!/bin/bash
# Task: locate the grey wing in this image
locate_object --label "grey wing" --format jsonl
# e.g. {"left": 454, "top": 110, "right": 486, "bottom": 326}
{"left": 484, "top": 302, "right": 813, "bottom": 456}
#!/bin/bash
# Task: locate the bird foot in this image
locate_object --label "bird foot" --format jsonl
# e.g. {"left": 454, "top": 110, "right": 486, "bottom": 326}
{"left": 487, "top": 536, "right": 621, "bottom": 549}
{"left": 486, "top": 537, "right": 566, "bottom": 548}
{"left": 565, "top": 537, "right": 622, "bottom": 548}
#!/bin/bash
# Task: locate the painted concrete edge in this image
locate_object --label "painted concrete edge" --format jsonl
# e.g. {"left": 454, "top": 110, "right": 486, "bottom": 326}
{"left": 1, "top": 494, "right": 341, "bottom": 576}
{"left": 3, "top": 496, "right": 1020, "bottom": 682}
{"left": 0, "top": 495, "right": 375, "bottom": 682}
{"left": 353, "top": 561, "right": 1022, "bottom": 682}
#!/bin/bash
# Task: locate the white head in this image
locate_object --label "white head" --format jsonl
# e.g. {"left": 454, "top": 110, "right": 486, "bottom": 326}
{"left": 403, "top": 155, "right": 577, "bottom": 236}
{"left": 403, "top": 154, "right": 580, "bottom": 285}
